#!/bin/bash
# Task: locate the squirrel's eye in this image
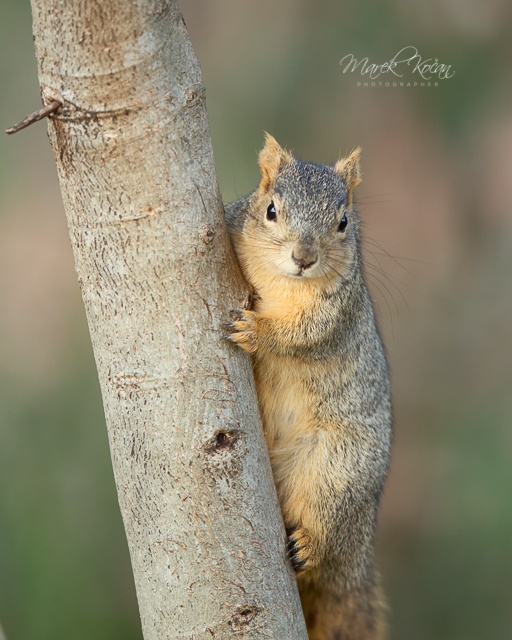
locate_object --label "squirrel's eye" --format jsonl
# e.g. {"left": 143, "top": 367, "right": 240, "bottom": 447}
{"left": 266, "top": 202, "right": 277, "bottom": 222}
{"left": 338, "top": 213, "right": 348, "bottom": 232}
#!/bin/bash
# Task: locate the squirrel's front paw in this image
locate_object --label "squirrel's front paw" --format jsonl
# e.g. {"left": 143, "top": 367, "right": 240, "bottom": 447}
{"left": 223, "top": 309, "right": 258, "bottom": 353}
{"left": 287, "top": 526, "right": 317, "bottom": 574}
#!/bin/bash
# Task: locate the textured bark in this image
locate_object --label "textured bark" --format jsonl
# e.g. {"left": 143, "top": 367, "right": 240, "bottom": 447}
{"left": 29, "top": 1, "right": 307, "bottom": 638}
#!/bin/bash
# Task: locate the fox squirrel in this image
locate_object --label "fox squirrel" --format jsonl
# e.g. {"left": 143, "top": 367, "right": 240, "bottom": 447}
{"left": 224, "top": 134, "right": 392, "bottom": 640}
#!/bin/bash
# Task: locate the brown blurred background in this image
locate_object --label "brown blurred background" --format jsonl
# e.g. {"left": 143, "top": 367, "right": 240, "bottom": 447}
{"left": 1, "top": 1, "right": 511, "bottom": 638}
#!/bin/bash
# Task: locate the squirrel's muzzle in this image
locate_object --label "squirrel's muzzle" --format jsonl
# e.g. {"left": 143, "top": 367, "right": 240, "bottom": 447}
{"left": 292, "top": 248, "right": 318, "bottom": 271}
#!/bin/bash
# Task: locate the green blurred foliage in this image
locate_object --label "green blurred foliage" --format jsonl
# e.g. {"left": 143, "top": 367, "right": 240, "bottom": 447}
{"left": 0, "top": 356, "right": 141, "bottom": 640}
{"left": 1, "top": 1, "right": 511, "bottom": 638}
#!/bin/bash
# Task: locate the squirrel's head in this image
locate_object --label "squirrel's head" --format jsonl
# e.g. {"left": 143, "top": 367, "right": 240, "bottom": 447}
{"left": 243, "top": 133, "right": 362, "bottom": 290}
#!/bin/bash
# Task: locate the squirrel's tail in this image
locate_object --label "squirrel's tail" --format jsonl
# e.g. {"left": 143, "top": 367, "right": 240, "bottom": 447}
{"left": 299, "top": 578, "right": 387, "bottom": 640}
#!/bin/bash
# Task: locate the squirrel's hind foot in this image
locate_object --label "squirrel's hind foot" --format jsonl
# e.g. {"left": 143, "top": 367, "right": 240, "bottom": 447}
{"left": 287, "top": 525, "right": 317, "bottom": 573}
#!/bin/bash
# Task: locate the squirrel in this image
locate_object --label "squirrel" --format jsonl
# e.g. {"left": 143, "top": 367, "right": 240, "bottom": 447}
{"left": 224, "top": 134, "right": 392, "bottom": 640}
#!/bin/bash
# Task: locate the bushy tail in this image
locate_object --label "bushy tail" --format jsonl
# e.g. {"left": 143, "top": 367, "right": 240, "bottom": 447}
{"left": 299, "top": 579, "right": 387, "bottom": 640}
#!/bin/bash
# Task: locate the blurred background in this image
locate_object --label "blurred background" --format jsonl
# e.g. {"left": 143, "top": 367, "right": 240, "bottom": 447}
{"left": 1, "top": 1, "right": 511, "bottom": 638}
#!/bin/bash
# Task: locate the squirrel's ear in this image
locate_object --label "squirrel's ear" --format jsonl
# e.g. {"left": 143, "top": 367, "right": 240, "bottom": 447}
{"left": 258, "top": 132, "right": 293, "bottom": 193}
{"left": 335, "top": 147, "right": 362, "bottom": 205}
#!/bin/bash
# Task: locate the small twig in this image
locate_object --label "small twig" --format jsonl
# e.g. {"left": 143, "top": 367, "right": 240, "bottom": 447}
{"left": 5, "top": 100, "right": 62, "bottom": 135}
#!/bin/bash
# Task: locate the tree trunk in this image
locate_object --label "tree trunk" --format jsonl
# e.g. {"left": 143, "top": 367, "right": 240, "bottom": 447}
{"left": 29, "top": 0, "right": 307, "bottom": 638}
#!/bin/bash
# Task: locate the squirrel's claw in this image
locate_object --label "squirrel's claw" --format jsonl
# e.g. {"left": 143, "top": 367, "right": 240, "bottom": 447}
{"left": 287, "top": 526, "right": 316, "bottom": 574}
{"left": 223, "top": 309, "right": 258, "bottom": 353}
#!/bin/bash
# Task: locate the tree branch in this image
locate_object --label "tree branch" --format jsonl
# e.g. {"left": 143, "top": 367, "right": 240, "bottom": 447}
{"left": 5, "top": 100, "right": 61, "bottom": 135}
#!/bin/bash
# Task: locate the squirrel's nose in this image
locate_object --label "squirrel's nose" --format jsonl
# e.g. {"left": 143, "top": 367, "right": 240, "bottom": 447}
{"left": 292, "top": 251, "right": 318, "bottom": 270}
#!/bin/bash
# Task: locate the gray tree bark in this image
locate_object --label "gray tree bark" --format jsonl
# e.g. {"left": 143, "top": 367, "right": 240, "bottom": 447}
{"left": 29, "top": 0, "right": 307, "bottom": 638}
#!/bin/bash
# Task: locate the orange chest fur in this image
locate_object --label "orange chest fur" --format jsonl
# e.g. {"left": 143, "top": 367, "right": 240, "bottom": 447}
{"left": 253, "top": 354, "right": 315, "bottom": 454}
